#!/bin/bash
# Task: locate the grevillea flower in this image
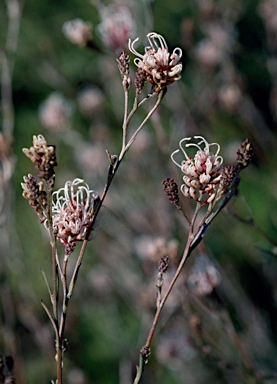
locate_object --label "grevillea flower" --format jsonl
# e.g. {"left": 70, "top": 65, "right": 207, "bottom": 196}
{"left": 171, "top": 136, "right": 224, "bottom": 204}
{"left": 128, "top": 32, "right": 182, "bottom": 92}
{"left": 51, "top": 178, "right": 99, "bottom": 254}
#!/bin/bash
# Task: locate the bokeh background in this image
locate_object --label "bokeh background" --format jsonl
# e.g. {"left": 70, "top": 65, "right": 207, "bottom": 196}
{"left": 1, "top": 0, "right": 277, "bottom": 383}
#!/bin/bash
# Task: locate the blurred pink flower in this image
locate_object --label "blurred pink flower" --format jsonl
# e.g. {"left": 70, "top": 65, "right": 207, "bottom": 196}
{"left": 63, "top": 18, "right": 93, "bottom": 47}
{"left": 97, "top": 5, "right": 135, "bottom": 52}
{"left": 194, "top": 39, "right": 223, "bottom": 67}
{"left": 39, "top": 93, "right": 72, "bottom": 131}
{"left": 187, "top": 254, "right": 221, "bottom": 296}
{"left": 194, "top": 23, "right": 235, "bottom": 67}
{"left": 76, "top": 143, "right": 107, "bottom": 174}
{"left": 77, "top": 86, "right": 105, "bottom": 117}
{"left": 218, "top": 83, "right": 242, "bottom": 112}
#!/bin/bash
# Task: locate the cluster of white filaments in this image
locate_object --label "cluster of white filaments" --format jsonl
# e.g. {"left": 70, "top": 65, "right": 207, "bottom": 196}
{"left": 128, "top": 32, "right": 182, "bottom": 92}
{"left": 171, "top": 136, "right": 223, "bottom": 204}
{"left": 52, "top": 178, "right": 99, "bottom": 251}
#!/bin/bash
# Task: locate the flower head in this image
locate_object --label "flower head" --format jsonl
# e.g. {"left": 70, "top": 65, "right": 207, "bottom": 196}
{"left": 51, "top": 178, "right": 99, "bottom": 254}
{"left": 171, "top": 136, "right": 223, "bottom": 204}
{"left": 129, "top": 32, "right": 183, "bottom": 93}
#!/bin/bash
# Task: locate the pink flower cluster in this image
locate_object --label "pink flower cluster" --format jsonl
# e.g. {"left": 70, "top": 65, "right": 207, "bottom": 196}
{"left": 129, "top": 32, "right": 182, "bottom": 92}
{"left": 52, "top": 179, "right": 99, "bottom": 254}
{"left": 171, "top": 136, "right": 223, "bottom": 204}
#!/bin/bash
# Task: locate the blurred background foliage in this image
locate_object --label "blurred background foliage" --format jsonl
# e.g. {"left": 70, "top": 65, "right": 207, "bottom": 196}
{"left": 1, "top": 0, "right": 277, "bottom": 383}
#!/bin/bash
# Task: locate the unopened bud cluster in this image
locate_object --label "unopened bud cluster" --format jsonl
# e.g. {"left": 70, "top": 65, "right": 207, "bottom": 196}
{"left": 157, "top": 255, "right": 169, "bottom": 290}
{"left": 21, "top": 174, "right": 47, "bottom": 223}
{"left": 220, "top": 165, "right": 237, "bottom": 188}
{"left": 162, "top": 178, "right": 179, "bottom": 205}
{"left": 117, "top": 51, "right": 131, "bottom": 89}
{"left": 236, "top": 138, "right": 253, "bottom": 169}
{"left": 22, "top": 135, "right": 57, "bottom": 181}
{"left": 158, "top": 255, "right": 169, "bottom": 273}
{"left": 134, "top": 67, "right": 147, "bottom": 94}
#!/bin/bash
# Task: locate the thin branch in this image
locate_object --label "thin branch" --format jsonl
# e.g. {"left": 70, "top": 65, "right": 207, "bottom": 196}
{"left": 58, "top": 254, "right": 69, "bottom": 337}
{"left": 46, "top": 186, "right": 59, "bottom": 320}
{"left": 121, "top": 87, "right": 129, "bottom": 150}
{"left": 121, "top": 90, "right": 165, "bottom": 159}
{"left": 41, "top": 300, "right": 59, "bottom": 340}
{"left": 144, "top": 237, "right": 192, "bottom": 349}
